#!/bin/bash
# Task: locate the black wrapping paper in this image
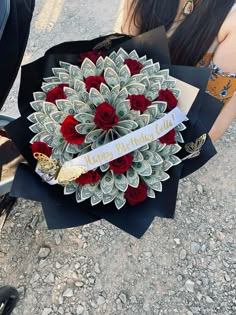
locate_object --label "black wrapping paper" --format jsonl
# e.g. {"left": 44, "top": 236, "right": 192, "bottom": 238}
{"left": 10, "top": 163, "right": 100, "bottom": 227}
{"left": 5, "top": 27, "right": 223, "bottom": 237}
{"left": 9, "top": 162, "right": 181, "bottom": 238}
{"left": 45, "top": 27, "right": 170, "bottom": 65}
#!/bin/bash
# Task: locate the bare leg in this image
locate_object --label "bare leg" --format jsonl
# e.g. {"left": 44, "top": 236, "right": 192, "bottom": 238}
{"left": 209, "top": 95, "right": 236, "bottom": 142}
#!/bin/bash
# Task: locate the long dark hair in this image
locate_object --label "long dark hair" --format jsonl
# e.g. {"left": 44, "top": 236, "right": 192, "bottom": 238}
{"left": 128, "top": 0, "right": 235, "bottom": 65}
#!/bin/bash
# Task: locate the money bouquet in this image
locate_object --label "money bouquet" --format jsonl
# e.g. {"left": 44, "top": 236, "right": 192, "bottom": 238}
{"left": 29, "top": 48, "right": 187, "bottom": 210}
{"left": 6, "top": 27, "right": 223, "bottom": 237}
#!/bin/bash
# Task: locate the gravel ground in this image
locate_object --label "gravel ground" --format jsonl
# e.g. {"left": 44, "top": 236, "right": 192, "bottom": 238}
{"left": 1, "top": 1, "right": 236, "bottom": 315}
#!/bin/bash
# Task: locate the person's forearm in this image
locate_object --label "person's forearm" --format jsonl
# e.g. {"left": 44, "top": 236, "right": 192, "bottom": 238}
{"left": 209, "top": 94, "right": 236, "bottom": 142}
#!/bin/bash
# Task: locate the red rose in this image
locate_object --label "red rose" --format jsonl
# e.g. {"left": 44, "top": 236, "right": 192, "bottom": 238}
{"left": 94, "top": 102, "right": 119, "bottom": 130}
{"left": 124, "top": 182, "right": 148, "bottom": 206}
{"left": 128, "top": 95, "right": 152, "bottom": 112}
{"left": 109, "top": 154, "right": 133, "bottom": 174}
{"left": 124, "top": 58, "right": 143, "bottom": 75}
{"left": 78, "top": 50, "right": 106, "bottom": 64}
{"left": 31, "top": 142, "right": 52, "bottom": 157}
{"left": 84, "top": 76, "right": 106, "bottom": 92}
{"left": 159, "top": 129, "right": 176, "bottom": 145}
{"left": 61, "top": 115, "right": 86, "bottom": 145}
{"left": 75, "top": 170, "right": 100, "bottom": 185}
{"left": 46, "top": 83, "right": 69, "bottom": 104}
{"left": 156, "top": 89, "right": 178, "bottom": 111}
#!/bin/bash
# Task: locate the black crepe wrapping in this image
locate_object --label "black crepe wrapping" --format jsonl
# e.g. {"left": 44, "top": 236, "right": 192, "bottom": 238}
{"left": 5, "top": 27, "right": 223, "bottom": 238}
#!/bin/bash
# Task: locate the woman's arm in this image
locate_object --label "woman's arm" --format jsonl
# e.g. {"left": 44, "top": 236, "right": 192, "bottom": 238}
{"left": 209, "top": 94, "right": 236, "bottom": 142}
{"left": 209, "top": 10, "right": 236, "bottom": 141}
{"left": 213, "top": 10, "right": 236, "bottom": 72}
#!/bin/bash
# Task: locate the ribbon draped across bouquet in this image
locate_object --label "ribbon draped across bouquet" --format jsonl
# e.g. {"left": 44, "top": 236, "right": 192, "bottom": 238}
{"left": 6, "top": 27, "right": 223, "bottom": 237}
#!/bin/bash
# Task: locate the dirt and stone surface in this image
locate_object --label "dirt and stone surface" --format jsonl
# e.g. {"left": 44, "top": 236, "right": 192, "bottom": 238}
{"left": 0, "top": 1, "right": 236, "bottom": 314}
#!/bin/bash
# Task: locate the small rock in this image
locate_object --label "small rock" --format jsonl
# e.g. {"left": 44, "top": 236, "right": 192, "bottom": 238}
{"left": 198, "top": 223, "right": 208, "bottom": 232}
{"left": 185, "top": 280, "right": 195, "bottom": 292}
{"left": 75, "top": 263, "right": 81, "bottom": 269}
{"left": 144, "top": 251, "right": 152, "bottom": 258}
{"left": 191, "top": 242, "right": 201, "bottom": 255}
{"left": 45, "top": 272, "right": 55, "bottom": 283}
{"left": 130, "top": 296, "right": 137, "bottom": 303}
{"left": 63, "top": 288, "right": 74, "bottom": 297}
{"left": 180, "top": 249, "right": 187, "bottom": 260}
{"left": 216, "top": 231, "right": 225, "bottom": 241}
{"left": 143, "top": 302, "right": 150, "bottom": 312}
{"left": 58, "top": 306, "right": 64, "bottom": 315}
{"left": 187, "top": 312, "right": 193, "bottom": 315}
{"left": 55, "top": 234, "right": 62, "bottom": 245}
{"left": 90, "top": 300, "right": 97, "bottom": 308}
{"left": 208, "top": 262, "right": 216, "bottom": 271}
{"left": 119, "top": 293, "right": 127, "bottom": 304}
{"left": 197, "top": 184, "right": 203, "bottom": 194}
{"left": 58, "top": 295, "right": 63, "bottom": 305}
{"left": 197, "top": 292, "right": 202, "bottom": 301}
{"left": 29, "top": 215, "right": 39, "bottom": 229}
{"left": 39, "top": 259, "right": 48, "bottom": 268}
{"left": 116, "top": 299, "right": 123, "bottom": 310}
{"left": 31, "top": 273, "right": 40, "bottom": 283}
{"left": 98, "top": 229, "right": 105, "bottom": 235}
{"left": 176, "top": 200, "right": 182, "bottom": 207}
{"left": 88, "top": 277, "right": 95, "bottom": 285}
{"left": 76, "top": 305, "right": 84, "bottom": 314}
{"left": 38, "top": 247, "right": 51, "bottom": 259}
{"left": 201, "top": 244, "right": 206, "bottom": 252}
{"left": 75, "top": 281, "right": 84, "bottom": 288}
{"left": 223, "top": 260, "right": 229, "bottom": 268}
{"left": 202, "top": 277, "right": 209, "bottom": 286}
{"left": 208, "top": 240, "right": 216, "bottom": 249}
{"left": 206, "top": 296, "right": 214, "bottom": 303}
{"left": 55, "top": 262, "right": 62, "bottom": 269}
{"left": 42, "top": 308, "right": 52, "bottom": 315}
{"left": 95, "top": 263, "right": 101, "bottom": 274}
{"left": 174, "top": 238, "right": 180, "bottom": 245}
{"left": 225, "top": 274, "right": 231, "bottom": 282}
{"left": 97, "top": 296, "right": 106, "bottom": 305}
{"left": 17, "top": 286, "right": 25, "bottom": 298}
{"left": 190, "top": 307, "right": 199, "bottom": 314}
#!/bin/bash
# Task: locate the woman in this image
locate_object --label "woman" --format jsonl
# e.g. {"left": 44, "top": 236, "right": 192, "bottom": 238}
{"left": 115, "top": 0, "right": 236, "bottom": 142}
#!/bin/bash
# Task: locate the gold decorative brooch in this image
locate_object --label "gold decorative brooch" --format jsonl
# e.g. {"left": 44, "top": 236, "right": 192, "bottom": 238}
{"left": 34, "top": 152, "right": 87, "bottom": 184}
{"left": 182, "top": 134, "right": 207, "bottom": 161}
